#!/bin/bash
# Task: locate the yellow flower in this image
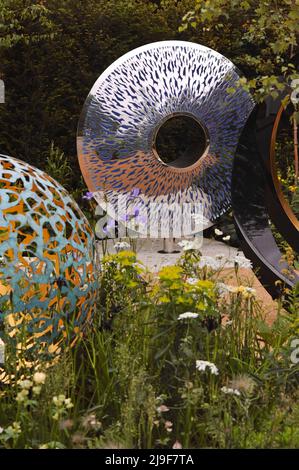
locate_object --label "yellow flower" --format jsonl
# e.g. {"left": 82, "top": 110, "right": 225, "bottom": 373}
{"left": 196, "top": 301, "right": 206, "bottom": 311}
{"left": 158, "top": 295, "right": 170, "bottom": 304}
{"left": 158, "top": 266, "right": 183, "bottom": 282}
{"left": 289, "top": 185, "right": 297, "bottom": 193}
{"left": 116, "top": 250, "right": 136, "bottom": 260}
{"left": 196, "top": 280, "right": 215, "bottom": 290}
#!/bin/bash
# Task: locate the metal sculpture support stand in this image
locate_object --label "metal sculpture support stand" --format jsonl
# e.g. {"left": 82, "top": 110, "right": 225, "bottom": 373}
{"left": 158, "top": 238, "right": 180, "bottom": 254}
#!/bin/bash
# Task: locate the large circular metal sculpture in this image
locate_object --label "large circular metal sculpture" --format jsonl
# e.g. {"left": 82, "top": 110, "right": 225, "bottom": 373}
{"left": 0, "top": 154, "right": 98, "bottom": 358}
{"left": 232, "top": 83, "right": 299, "bottom": 297}
{"left": 77, "top": 41, "right": 254, "bottom": 235}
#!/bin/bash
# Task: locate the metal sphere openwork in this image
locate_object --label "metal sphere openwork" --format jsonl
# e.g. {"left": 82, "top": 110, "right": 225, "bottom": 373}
{"left": 0, "top": 154, "right": 98, "bottom": 358}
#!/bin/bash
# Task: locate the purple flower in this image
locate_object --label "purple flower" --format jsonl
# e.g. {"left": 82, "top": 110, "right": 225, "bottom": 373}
{"left": 133, "top": 207, "right": 140, "bottom": 217}
{"left": 83, "top": 191, "right": 94, "bottom": 201}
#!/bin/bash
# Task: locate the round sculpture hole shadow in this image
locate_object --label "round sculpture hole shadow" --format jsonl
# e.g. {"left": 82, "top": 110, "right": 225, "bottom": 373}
{"left": 153, "top": 114, "right": 209, "bottom": 169}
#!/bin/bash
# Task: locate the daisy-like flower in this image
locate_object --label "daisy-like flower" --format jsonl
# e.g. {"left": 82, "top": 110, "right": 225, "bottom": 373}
{"left": 178, "top": 312, "right": 199, "bottom": 320}
{"left": 195, "top": 360, "right": 219, "bottom": 375}
{"left": 214, "top": 228, "right": 223, "bottom": 236}
{"left": 221, "top": 386, "right": 241, "bottom": 396}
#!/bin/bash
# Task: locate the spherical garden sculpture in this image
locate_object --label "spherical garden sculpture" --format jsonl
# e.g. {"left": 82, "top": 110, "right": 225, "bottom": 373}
{"left": 77, "top": 40, "right": 254, "bottom": 235}
{"left": 0, "top": 154, "right": 98, "bottom": 361}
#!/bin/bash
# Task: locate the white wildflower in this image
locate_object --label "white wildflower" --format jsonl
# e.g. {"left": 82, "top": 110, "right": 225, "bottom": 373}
{"left": 114, "top": 241, "right": 131, "bottom": 252}
{"left": 33, "top": 372, "right": 46, "bottom": 384}
{"left": 64, "top": 398, "right": 74, "bottom": 409}
{"left": 178, "top": 312, "right": 199, "bottom": 320}
{"left": 245, "top": 287, "right": 256, "bottom": 295}
{"left": 192, "top": 213, "right": 210, "bottom": 226}
{"left": 216, "top": 282, "right": 238, "bottom": 295}
{"left": 19, "top": 379, "right": 32, "bottom": 390}
{"left": 214, "top": 228, "right": 223, "bottom": 236}
{"left": 234, "top": 253, "right": 253, "bottom": 269}
{"left": 198, "top": 256, "right": 222, "bottom": 270}
{"left": 222, "top": 235, "right": 231, "bottom": 241}
{"left": 216, "top": 283, "right": 256, "bottom": 297}
{"left": 221, "top": 386, "right": 241, "bottom": 396}
{"left": 186, "top": 277, "right": 199, "bottom": 285}
{"left": 195, "top": 360, "right": 219, "bottom": 375}
{"left": 33, "top": 386, "right": 42, "bottom": 395}
{"left": 16, "top": 389, "right": 29, "bottom": 403}
{"left": 178, "top": 238, "right": 202, "bottom": 251}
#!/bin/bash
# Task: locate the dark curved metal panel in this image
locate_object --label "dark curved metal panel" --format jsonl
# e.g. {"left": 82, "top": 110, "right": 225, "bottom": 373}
{"left": 232, "top": 106, "right": 299, "bottom": 298}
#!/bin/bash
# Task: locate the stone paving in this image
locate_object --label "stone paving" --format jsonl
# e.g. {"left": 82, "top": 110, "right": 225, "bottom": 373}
{"left": 97, "top": 237, "right": 240, "bottom": 271}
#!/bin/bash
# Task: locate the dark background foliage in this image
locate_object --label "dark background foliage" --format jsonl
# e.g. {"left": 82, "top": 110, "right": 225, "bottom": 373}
{"left": 0, "top": 0, "right": 298, "bottom": 196}
{"left": 0, "top": 0, "right": 197, "bottom": 189}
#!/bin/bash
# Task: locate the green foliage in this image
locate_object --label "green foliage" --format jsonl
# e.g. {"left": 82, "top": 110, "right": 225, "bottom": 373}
{"left": 1, "top": 248, "right": 299, "bottom": 448}
{"left": 180, "top": 0, "right": 299, "bottom": 102}
{"left": 0, "top": 0, "right": 190, "bottom": 179}
{"left": 0, "top": 0, "right": 56, "bottom": 48}
{"left": 45, "top": 142, "right": 72, "bottom": 189}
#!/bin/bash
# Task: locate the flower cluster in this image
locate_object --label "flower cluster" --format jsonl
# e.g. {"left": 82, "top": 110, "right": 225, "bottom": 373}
{"left": 52, "top": 394, "right": 74, "bottom": 421}
{"left": 195, "top": 360, "right": 219, "bottom": 375}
